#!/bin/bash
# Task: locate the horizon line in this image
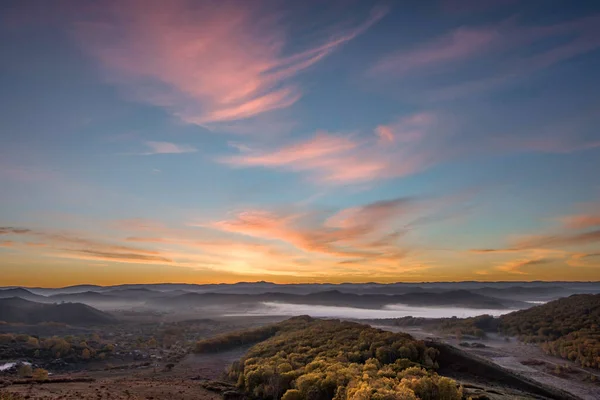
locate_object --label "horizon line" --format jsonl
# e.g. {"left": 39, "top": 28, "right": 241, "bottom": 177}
{"left": 2, "top": 279, "right": 599, "bottom": 290}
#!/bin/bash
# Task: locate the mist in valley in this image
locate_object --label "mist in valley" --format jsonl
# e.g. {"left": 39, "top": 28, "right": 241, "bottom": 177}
{"left": 224, "top": 301, "right": 514, "bottom": 319}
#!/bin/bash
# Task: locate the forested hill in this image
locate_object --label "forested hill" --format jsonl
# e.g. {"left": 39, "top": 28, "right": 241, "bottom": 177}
{"left": 498, "top": 294, "right": 600, "bottom": 368}
{"left": 194, "top": 316, "right": 572, "bottom": 399}
{"left": 222, "top": 316, "right": 463, "bottom": 400}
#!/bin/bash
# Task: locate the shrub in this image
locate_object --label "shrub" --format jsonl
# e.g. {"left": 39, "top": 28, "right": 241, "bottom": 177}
{"left": 17, "top": 364, "right": 32, "bottom": 377}
{"left": 32, "top": 368, "right": 49, "bottom": 381}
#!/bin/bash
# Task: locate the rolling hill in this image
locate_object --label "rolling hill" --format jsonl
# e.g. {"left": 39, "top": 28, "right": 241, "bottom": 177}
{"left": 497, "top": 294, "right": 600, "bottom": 368}
{"left": 0, "top": 297, "right": 117, "bottom": 325}
{"left": 0, "top": 288, "right": 48, "bottom": 302}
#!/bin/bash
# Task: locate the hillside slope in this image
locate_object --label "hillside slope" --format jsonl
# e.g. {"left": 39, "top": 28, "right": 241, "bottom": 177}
{"left": 498, "top": 294, "right": 600, "bottom": 368}
{"left": 195, "top": 316, "right": 572, "bottom": 399}
{"left": 223, "top": 316, "right": 463, "bottom": 400}
{"left": 0, "top": 288, "right": 48, "bottom": 302}
{"left": 0, "top": 297, "right": 117, "bottom": 325}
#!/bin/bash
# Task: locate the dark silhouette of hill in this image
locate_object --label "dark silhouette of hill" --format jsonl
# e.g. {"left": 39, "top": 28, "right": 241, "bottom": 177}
{"left": 49, "top": 291, "right": 118, "bottom": 303}
{"left": 0, "top": 287, "right": 48, "bottom": 302}
{"left": 150, "top": 289, "right": 526, "bottom": 309}
{"left": 101, "top": 287, "right": 176, "bottom": 298}
{"left": 0, "top": 297, "right": 117, "bottom": 325}
{"left": 26, "top": 284, "right": 104, "bottom": 296}
{"left": 472, "top": 285, "right": 575, "bottom": 301}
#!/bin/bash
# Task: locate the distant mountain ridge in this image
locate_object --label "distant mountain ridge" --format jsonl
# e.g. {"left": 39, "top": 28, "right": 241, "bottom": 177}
{"left": 147, "top": 288, "right": 528, "bottom": 309}
{"left": 1, "top": 282, "right": 598, "bottom": 311}
{"left": 10, "top": 281, "right": 599, "bottom": 296}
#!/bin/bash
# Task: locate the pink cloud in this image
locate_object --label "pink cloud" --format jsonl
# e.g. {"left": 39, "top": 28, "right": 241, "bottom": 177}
{"left": 221, "top": 112, "right": 441, "bottom": 184}
{"left": 226, "top": 133, "right": 358, "bottom": 167}
{"left": 208, "top": 198, "right": 414, "bottom": 263}
{"left": 559, "top": 213, "right": 600, "bottom": 230}
{"left": 75, "top": 1, "right": 386, "bottom": 126}
{"left": 374, "top": 14, "right": 600, "bottom": 99}
{"left": 375, "top": 126, "right": 394, "bottom": 143}
{"left": 371, "top": 27, "right": 500, "bottom": 76}
{"left": 470, "top": 202, "right": 600, "bottom": 258}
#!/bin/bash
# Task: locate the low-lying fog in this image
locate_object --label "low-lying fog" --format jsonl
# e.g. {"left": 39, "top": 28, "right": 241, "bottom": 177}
{"left": 225, "top": 302, "right": 514, "bottom": 319}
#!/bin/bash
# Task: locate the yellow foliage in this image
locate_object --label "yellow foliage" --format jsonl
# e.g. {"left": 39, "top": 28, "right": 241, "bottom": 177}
{"left": 229, "top": 317, "right": 462, "bottom": 400}
{"left": 32, "top": 368, "right": 48, "bottom": 381}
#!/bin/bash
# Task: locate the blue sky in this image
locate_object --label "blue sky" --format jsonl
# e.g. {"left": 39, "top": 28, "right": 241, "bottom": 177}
{"left": 1, "top": 0, "right": 599, "bottom": 286}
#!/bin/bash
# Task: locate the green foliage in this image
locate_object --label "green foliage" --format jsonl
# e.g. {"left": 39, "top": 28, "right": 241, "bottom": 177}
{"left": 499, "top": 294, "right": 600, "bottom": 368}
{"left": 229, "top": 317, "right": 462, "bottom": 400}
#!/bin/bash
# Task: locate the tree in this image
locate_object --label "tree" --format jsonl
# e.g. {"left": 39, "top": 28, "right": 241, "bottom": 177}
{"left": 26, "top": 337, "right": 39, "bottom": 348}
{"left": 281, "top": 389, "right": 302, "bottom": 400}
{"left": 147, "top": 337, "right": 158, "bottom": 348}
{"left": 229, "top": 318, "right": 461, "bottom": 400}
{"left": 82, "top": 348, "right": 91, "bottom": 360}
{"left": 18, "top": 364, "right": 32, "bottom": 377}
{"left": 32, "top": 368, "right": 49, "bottom": 381}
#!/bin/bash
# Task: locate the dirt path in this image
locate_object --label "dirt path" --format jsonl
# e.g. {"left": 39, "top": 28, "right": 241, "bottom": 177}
{"left": 175, "top": 346, "right": 250, "bottom": 380}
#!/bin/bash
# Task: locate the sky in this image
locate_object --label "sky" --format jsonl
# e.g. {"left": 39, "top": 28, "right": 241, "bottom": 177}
{"left": 1, "top": 0, "right": 600, "bottom": 287}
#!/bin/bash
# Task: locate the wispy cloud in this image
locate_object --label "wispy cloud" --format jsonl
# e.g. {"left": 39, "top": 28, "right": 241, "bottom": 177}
{"left": 75, "top": 1, "right": 386, "bottom": 127}
{"left": 470, "top": 202, "right": 600, "bottom": 274}
{"left": 557, "top": 202, "right": 600, "bottom": 229}
{"left": 371, "top": 26, "right": 500, "bottom": 77}
{"left": 221, "top": 112, "right": 441, "bottom": 184}
{"left": 514, "top": 230, "right": 600, "bottom": 249}
{"left": 472, "top": 230, "right": 600, "bottom": 253}
{"left": 0, "top": 226, "right": 171, "bottom": 265}
{"left": 567, "top": 252, "right": 600, "bottom": 268}
{"left": 197, "top": 192, "right": 476, "bottom": 276}
{"left": 560, "top": 215, "right": 600, "bottom": 229}
{"left": 371, "top": 14, "right": 600, "bottom": 99}
{"left": 207, "top": 198, "right": 414, "bottom": 265}
{"left": 496, "top": 257, "right": 555, "bottom": 275}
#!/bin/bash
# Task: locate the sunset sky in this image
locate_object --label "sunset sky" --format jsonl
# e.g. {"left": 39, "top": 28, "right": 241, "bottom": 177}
{"left": 1, "top": 0, "right": 599, "bottom": 287}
